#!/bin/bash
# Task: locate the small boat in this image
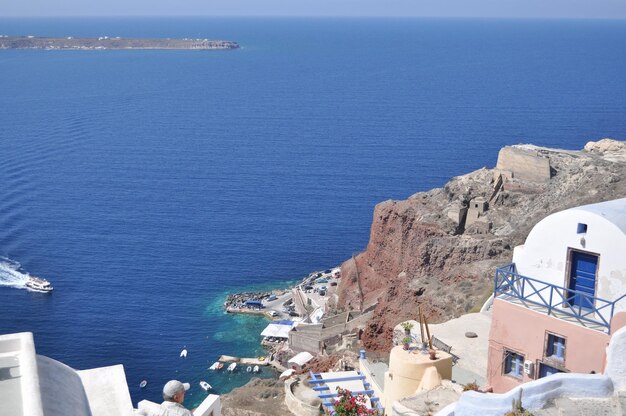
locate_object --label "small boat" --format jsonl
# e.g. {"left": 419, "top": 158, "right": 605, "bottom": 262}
{"left": 139, "top": 380, "right": 147, "bottom": 388}
{"left": 25, "top": 276, "right": 53, "bottom": 293}
{"left": 209, "top": 361, "right": 220, "bottom": 371}
{"left": 180, "top": 348, "right": 188, "bottom": 358}
{"left": 217, "top": 362, "right": 224, "bottom": 370}
{"left": 199, "top": 381, "right": 212, "bottom": 391}
{"left": 253, "top": 365, "right": 260, "bottom": 373}
{"left": 227, "top": 363, "right": 237, "bottom": 372}
{"left": 246, "top": 366, "right": 252, "bottom": 373}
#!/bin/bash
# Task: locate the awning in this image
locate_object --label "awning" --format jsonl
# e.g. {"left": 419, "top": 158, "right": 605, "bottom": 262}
{"left": 288, "top": 351, "right": 314, "bottom": 367}
{"left": 260, "top": 322, "right": 294, "bottom": 339}
{"left": 273, "top": 320, "right": 294, "bottom": 325}
{"left": 244, "top": 300, "right": 263, "bottom": 307}
{"left": 279, "top": 369, "right": 296, "bottom": 379}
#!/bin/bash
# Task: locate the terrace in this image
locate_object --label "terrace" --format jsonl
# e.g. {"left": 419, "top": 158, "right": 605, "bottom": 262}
{"left": 494, "top": 263, "right": 626, "bottom": 334}
{"left": 308, "top": 370, "right": 385, "bottom": 414}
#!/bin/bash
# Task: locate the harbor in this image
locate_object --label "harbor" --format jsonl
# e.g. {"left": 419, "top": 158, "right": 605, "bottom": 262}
{"left": 215, "top": 267, "right": 343, "bottom": 375}
{"left": 223, "top": 267, "right": 341, "bottom": 321}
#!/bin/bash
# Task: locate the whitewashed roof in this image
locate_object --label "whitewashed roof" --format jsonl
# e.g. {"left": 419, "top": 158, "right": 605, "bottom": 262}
{"left": 568, "top": 198, "right": 626, "bottom": 235}
{"left": 288, "top": 351, "right": 314, "bottom": 367}
{"left": 0, "top": 332, "right": 133, "bottom": 416}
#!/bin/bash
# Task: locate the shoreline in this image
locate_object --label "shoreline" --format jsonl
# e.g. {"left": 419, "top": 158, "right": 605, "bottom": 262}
{"left": 220, "top": 267, "right": 342, "bottom": 371}
{"left": 223, "top": 267, "right": 341, "bottom": 319}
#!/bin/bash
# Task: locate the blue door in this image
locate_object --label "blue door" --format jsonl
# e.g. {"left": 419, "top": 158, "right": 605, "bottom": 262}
{"left": 539, "top": 363, "right": 562, "bottom": 378}
{"left": 567, "top": 251, "right": 598, "bottom": 308}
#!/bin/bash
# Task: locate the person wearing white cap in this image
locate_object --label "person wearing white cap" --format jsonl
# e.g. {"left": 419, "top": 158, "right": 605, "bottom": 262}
{"left": 160, "top": 380, "right": 193, "bottom": 416}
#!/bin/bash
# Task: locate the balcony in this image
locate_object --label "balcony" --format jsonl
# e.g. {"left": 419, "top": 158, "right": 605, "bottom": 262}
{"left": 494, "top": 264, "right": 626, "bottom": 334}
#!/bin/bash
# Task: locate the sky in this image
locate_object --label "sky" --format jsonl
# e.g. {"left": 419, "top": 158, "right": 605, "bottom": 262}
{"left": 3, "top": 0, "right": 626, "bottom": 18}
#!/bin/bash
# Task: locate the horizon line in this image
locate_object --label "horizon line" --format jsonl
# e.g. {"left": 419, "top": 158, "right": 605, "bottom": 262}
{"left": 3, "top": 15, "right": 626, "bottom": 20}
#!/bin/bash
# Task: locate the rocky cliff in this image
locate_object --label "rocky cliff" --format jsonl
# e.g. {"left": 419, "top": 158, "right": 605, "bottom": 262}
{"left": 336, "top": 139, "right": 626, "bottom": 352}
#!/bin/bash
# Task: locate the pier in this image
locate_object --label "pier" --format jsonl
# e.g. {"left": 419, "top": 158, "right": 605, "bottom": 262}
{"left": 218, "top": 355, "right": 269, "bottom": 366}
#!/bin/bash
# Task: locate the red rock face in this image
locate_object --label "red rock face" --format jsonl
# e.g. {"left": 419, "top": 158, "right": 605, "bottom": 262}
{"left": 337, "top": 196, "right": 509, "bottom": 352}
{"left": 335, "top": 142, "right": 626, "bottom": 352}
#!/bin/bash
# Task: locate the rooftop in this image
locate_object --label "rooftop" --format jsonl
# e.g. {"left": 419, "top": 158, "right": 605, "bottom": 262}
{"left": 394, "top": 313, "right": 491, "bottom": 386}
{"left": 1, "top": 331, "right": 222, "bottom": 416}
{"left": 0, "top": 351, "right": 21, "bottom": 416}
{"left": 568, "top": 197, "right": 626, "bottom": 235}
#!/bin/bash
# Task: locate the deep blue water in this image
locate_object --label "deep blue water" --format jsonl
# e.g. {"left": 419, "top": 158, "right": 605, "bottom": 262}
{"left": 0, "top": 17, "right": 625, "bottom": 407}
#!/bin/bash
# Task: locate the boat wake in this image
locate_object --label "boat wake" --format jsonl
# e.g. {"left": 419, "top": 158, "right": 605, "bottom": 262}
{"left": 0, "top": 257, "right": 30, "bottom": 289}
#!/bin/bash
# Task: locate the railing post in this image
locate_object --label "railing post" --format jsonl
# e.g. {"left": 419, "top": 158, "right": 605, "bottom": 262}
{"left": 548, "top": 286, "right": 553, "bottom": 316}
{"left": 609, "top": 303, "right": 616, "bottom": 334}
{"left": 494, "top": 269, "right": 499, "bottom": 294}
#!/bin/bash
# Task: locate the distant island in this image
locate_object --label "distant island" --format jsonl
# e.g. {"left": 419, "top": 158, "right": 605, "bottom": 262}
{"left": 0, "top": 35, "right": 239, "bottom": 50}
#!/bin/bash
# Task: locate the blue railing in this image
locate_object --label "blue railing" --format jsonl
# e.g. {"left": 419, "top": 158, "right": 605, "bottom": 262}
{"left": 494, "top": 264, "right": 626, "bottom": 334}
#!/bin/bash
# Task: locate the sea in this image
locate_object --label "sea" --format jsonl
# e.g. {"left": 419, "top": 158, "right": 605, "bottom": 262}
{"left": 0, "top": 17, "right": 625, "bottom": 407}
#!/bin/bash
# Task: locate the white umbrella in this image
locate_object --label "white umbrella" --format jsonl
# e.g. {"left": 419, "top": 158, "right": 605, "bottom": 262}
{"left": 279, "top": 369, "right": 296, "bottom": 379}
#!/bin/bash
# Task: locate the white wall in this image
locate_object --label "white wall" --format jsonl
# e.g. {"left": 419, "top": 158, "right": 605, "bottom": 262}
{"left": 605, "top": 326, "right": 626, "bottom": 391}
{"left": 512, "top": 204, "right": 626, "bottom": 321}
{"left": 436, "top": 373, "right": 614, "bottom": 416}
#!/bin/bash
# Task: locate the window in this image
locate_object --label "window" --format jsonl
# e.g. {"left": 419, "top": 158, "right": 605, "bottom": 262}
{"left": 539, "top": 363, "right": 563, "bottom": 378}
{"left": 504, "top": 350, "right": 524, "bottom": 379}
{"left": 577, "top": 223, "right": 588, "bottom": 234}
{"left": 546, "top": 334, "right": 566, "bottom": 361}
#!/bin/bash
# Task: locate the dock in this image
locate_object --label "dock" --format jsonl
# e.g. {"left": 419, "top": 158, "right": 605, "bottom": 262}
{"left": 218, "top": 355, "right": 269, "bottom": 366}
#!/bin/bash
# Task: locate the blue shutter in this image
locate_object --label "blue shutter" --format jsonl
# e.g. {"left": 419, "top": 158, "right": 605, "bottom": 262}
{"left": 547, "top": 336, "right": 554, "bottom": 356}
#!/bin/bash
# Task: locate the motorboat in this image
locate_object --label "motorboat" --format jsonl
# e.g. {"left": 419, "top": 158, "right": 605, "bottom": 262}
{"left": 227, "top": 363, "right": 237, "bottom": 372}
{"left": 209, "top": 361, "right": 221, "bottom": 371}
{"left": 246, "top": 366, "right": 252, "bottom": 373}
{"left": 180, "top": 348, "right": 188, "bottom": 358}
{"left": 25, "top": 276, "right": 53, "bottom": 293}
{"left": 199, "top": 381, "right": 212, "bottom": 391}
{"left": 217, "top": 362, "right": 224, "bottom": 370}
{"left": 139, "top": 380, "right": 147, "bottom": 388}
{"left": 253, "top": 365, "right": 260, "bottom": 373}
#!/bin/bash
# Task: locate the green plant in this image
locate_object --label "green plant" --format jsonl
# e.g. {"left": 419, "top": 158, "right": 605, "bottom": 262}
{"left": 462, "top": 381, "right": 479, "bottom": 391}
{"left": 326, "top": 388, "right": 382, "bottom": 415}
{"left": 504, "top": 411, "right": 534, "bottom": 416}
{"left": 401, "top": 336, "right": 411, "bottom": 344}
{"left": 503, "top": 388, "right": 534, "bottom": 416}
{"left": 401, "top": 322, "right": 414, "bottom": 331}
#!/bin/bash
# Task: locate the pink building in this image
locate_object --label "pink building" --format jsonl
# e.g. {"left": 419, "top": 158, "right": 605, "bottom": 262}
{"left": 486, "top": 198, "right": 626, "bottom": 393}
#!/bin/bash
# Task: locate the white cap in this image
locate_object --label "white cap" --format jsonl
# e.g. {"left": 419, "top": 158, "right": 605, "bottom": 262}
{"left": 163, "top": 380, "right": 190, "bottom": 399}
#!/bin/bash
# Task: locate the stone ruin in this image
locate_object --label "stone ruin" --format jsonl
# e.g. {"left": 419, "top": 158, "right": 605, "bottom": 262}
{"left": 448, "top": 145, "right": 553, "bottom": 234}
